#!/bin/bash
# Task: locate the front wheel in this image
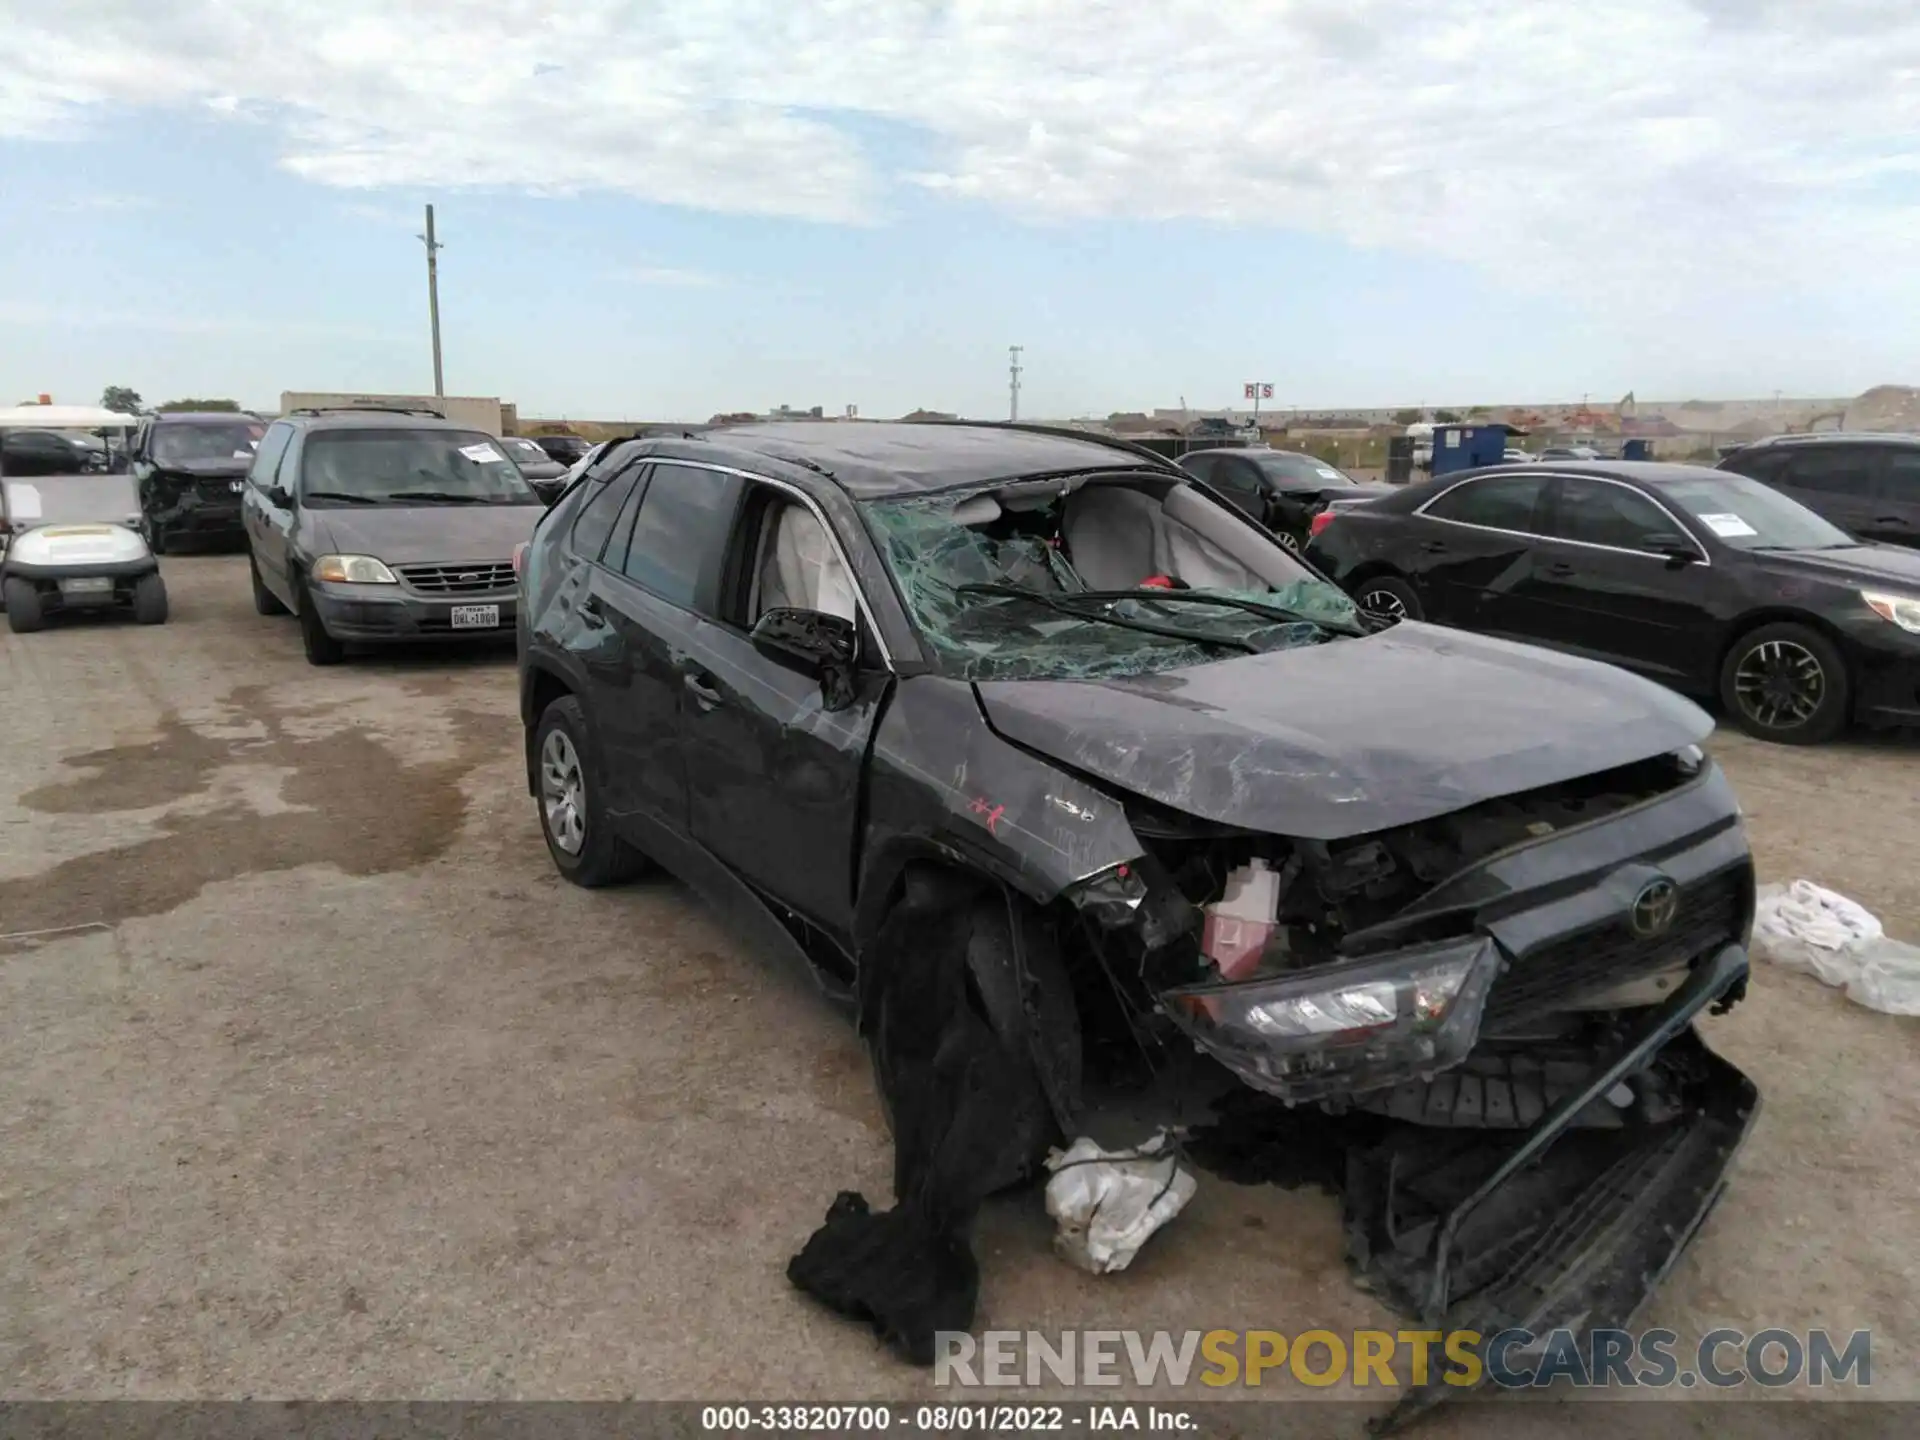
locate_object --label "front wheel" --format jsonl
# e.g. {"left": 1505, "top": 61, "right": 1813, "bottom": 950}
{"left": 1719, "top": 622, "right": 1850, "bottom": 745}
{"left": 298, "top": 582, "right": 345, "bottom": 666}
{"left": 1355, "top": 574, "right": 1423, "bottom": 625}
{"left": 132, "top": 572, "right": 168, "bottom": 625}
{"left": 534, "top": 695, "right": 650, "bottom": 887}
{"left": 4, "top": 577, "right": 44, "bottom": 633}
{"left": 251, "top": 554, "right": 287, "bottom": 615}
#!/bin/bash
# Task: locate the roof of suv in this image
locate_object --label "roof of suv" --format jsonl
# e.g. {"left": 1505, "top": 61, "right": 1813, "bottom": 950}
{"left": 277, "top": 408, "right": 480, "bottom": 434}
{"left": 151, "top": 411, "right": 264, "bottom": 424}
{"left": 668, "top": 421, "right": 1172, "bottom": 499}
{"left": 1728, "top": 430, "right": 1920, "bottom": 451}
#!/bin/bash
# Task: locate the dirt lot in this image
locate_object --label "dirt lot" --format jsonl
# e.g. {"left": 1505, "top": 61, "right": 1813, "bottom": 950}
{"left": 3, "top": 556, "right": 1917, "bottom": 1428}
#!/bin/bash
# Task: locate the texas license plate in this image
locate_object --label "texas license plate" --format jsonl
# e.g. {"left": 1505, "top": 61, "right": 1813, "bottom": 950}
{"left": 450, "top": 604, "right": 500, "bottom": 629}
{"left": 58, "top": 576, "right": 114, "bottom": 595}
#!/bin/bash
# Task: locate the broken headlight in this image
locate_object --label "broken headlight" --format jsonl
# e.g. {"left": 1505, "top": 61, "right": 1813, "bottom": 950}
{"left": 1159, "top": 935, "right": 1502, "bottom": 1104}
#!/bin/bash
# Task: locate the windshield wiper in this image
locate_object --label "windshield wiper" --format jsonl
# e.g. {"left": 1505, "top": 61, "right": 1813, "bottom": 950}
{"left": 954, "top": 583, "right": 1260, "bottom": 653}
{"left": 382, "top": 490, "right": 496, "bottom": 504}
{"left": 1063, "top": 588, "right": 1361, "bottom": 634}
{"left": 301, "top": 490, "right": 390, "bottom": 505}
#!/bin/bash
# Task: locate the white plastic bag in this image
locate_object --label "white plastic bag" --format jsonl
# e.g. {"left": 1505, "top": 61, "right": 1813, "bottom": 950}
{"left": 1753, "top": 880, "right": 1920, "bottom": 1016}
{"left": 1043, "top": 1132, "right": 1197, "bottom": 1275}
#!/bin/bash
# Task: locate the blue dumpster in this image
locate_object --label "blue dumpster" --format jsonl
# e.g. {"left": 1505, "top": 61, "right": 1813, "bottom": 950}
{"left": 1430, "top": 424, "right": 1513, "bottom": 477}
{"left": 1621, "top": 438, "right": 1652, "bottom": 461}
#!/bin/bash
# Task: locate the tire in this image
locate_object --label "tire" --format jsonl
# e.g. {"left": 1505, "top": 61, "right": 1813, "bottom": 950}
{"left": 1355, "top": 573, "right": 1423, "bottom": 625}
{"left": 297, "top": 580, "right": 346, "bottom": 666}
{"left": 251, "top": 554, "right": 287, "bottom": 615}
{"left": 1719, "top": 621, "right": 1850, "bottom": 745}
{"left": 4, "top": 577, "right": 44, "bottom": 633}
{"left": 534, "top": 695, "right": 650, "bottom": 886}
{"left": 132, "top": 572, "right": 169, "bottom": 625}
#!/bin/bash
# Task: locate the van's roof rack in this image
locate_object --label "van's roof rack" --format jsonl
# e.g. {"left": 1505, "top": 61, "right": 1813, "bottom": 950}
{"left": 288, "top": 404, "right": 447, "bottom": 419}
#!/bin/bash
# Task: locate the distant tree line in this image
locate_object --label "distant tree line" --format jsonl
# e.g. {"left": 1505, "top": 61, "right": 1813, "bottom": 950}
{"left": 99, "top": 386, "right": 244, "bottom": 415}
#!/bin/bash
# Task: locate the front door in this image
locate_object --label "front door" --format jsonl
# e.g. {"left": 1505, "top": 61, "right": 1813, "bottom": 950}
{"left": 1867, "top": 448, "right": 1920, "bottom": 550}
{"left": 244, "top": 425, "right": 299, "bottom": 598}
{"left": 1514, "top": 475, "right": 1717, "bottom": 683}
{"left": 680, "top": 485, "right": 886, "bottom": 939}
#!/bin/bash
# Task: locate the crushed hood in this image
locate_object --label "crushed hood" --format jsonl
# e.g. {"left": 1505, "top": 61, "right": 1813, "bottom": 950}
{"left": 973, "top": 623, "right": 1712, "bottom": 840}
{"left": 310, "top": 503, "right": 548, "bottom": 565}
{"left": 151, "top": 456, "right": 251, "bottom": 479}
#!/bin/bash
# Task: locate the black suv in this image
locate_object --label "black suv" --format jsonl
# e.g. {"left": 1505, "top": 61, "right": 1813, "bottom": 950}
{"left": 131, "top": 411, "right": 269, "bottom": 551}
{"left": 242, "top": 407, "right": 548, "bottom": 664}
{"left": 515, "top": 422, "right": 1756, "bottom": 1424}
{"left": 1717, "top": 431, "right": 1920, "bottom": 550}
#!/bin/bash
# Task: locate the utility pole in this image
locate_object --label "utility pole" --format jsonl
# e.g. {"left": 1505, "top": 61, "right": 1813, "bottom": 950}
{"left": 1008, "top": 345, "right": 1023, "bottom": 422}
{"left": 418, "top": 204, "right": 446, "bottom": 398}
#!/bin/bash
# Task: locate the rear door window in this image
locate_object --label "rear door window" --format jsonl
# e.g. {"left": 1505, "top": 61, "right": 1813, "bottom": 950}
{"left": 1781, "top": 447, "right": 1876, "bottom": 496}
{"left": 619, "top": 462, "right": 745, "bottom": 610}
{"left": 1423, "top": 474, "right": 1548, "bottom": 532}
{"left": 1209, "top": 456, "right": 1265, "bottom": 512}
{"left": 568, "top": 465, "right": 643, "bottom": 562}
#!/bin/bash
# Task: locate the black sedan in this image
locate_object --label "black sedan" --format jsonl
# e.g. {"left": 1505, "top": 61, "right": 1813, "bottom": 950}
{"left": 1304, "top": 460, "right": 1920, "bottom": 744}
{"left": 498, "top": 436, "right": 571, "bottom": 503}
{"left": 1178, "top": 447, "right": 1393, "bottom": 550}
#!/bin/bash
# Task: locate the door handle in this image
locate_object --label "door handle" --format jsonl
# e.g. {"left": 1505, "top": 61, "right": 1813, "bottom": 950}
{"left": 577, "top": 592, "right": 606, "bottom": 621}
{"left": 1421, "top": 540, "right": 1448, "bottom": 554}
{"left": 684, "top": 673, "right": 723, "bottom": 710}
{"left": 1545, "top": 561, "right": 1576, "bottom": 577}
{"left": 1876, "top": 516, "right": 1909, "bottom": 526}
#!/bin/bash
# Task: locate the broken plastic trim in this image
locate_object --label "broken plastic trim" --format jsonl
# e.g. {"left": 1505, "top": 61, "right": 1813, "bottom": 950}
{"left": 1159, "top": 936, "right": 1502, "bottom": 1105}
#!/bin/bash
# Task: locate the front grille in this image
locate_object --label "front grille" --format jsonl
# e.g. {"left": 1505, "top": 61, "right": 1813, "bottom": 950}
{"left": 1483, "top": 868, "right": 1748, "bottom": 1028}
{"left": 394, "top": 561, "right": 515, "bottom": 595}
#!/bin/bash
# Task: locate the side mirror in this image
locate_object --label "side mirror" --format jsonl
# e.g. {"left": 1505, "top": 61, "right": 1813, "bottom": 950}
{"left": 750, "top": 606, "right": 857, "bottom": 674}
{"left": 1644, "top": 531, "right": 1702, "bottom": 564}
{"left": 265, "top": 484, "right": 293, "bottom": 509}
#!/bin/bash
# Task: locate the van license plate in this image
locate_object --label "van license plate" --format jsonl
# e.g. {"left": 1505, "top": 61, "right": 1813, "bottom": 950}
{"left": 59, "top": 577, "right": 114, "bottom": 595}
{"left": 451, "top": 604, "right": 500, "bottom": 629}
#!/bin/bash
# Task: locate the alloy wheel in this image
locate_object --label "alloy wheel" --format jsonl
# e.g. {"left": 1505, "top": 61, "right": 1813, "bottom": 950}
{"left": 1278, "top": 531, "right": 1301, "bottom": 552}
{"left": 1733, "top": 638, "right": 1825, "bottom": 731}
{"left": 1358, "top": 587, "right": 1408, "bottom": 624}
{"left": 540, "top": 728, "right": 587, "bottom": 855}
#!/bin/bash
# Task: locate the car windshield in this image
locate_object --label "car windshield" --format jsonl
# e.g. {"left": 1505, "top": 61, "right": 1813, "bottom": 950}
{"left": 1661, "top": 474, "right": 1856, "bottom": 551}
{"left": 299, "top": 429, "right": 541, "bottom": 506}
{"left": 861, "top": 481, "right": 1363, "bottom": 681}
{"left": 150, "top": 422, "right": 265, "bottom": 464}
{"left": 1252, "top": 452, "right": 1358, "bottom": 486}
{"left": 501, "top": 439, "right": 549, "bottom": 463}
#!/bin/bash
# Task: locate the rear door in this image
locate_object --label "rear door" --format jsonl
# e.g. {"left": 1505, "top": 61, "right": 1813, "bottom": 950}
{"left": 1867, "top": 448, "right": 1920, "bottom": 550}
{"left": 1772, "top": 444, "right": 1880, "bottom": 540}
{"left": 678, "top": 480, "right": 889, "bottom": 938}
{"left": 1405, "top": 472, "right": 1552, "bottom": 633}
{"left": 1515, "top": 476, "right": 1717, "bottom": 683}
{"left": 589, "top": 460, "right": 746, "bottom": 837}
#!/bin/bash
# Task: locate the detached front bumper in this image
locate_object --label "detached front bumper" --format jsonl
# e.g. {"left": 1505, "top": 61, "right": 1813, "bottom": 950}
{"left": 310, "top": 581, "right": 517, "bottom": 643}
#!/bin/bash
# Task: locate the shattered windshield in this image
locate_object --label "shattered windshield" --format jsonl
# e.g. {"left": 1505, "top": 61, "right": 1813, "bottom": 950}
{"left": 150, "top": 422, "right": 265, "bottom": 464}
{"left": 862, "top": 483, "right": 1363, "bottom": 680}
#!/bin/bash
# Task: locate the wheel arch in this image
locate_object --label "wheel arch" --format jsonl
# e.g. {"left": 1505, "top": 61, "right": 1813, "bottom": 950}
{"left": 1714, "top": 607, "right": 1857, "bottom": 681}
{"left": 521, "top": 659, "right": 580, "bottom": 795}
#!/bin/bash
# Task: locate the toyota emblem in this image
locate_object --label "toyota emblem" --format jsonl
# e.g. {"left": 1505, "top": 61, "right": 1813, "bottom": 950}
{"left": 1629, "top": 878, "right": 1680, "bottom": 938}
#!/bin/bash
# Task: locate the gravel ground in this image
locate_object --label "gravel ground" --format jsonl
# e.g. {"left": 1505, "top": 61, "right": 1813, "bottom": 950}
{"left": 2, "top": 555, "right": 1915, "bottom": 1432}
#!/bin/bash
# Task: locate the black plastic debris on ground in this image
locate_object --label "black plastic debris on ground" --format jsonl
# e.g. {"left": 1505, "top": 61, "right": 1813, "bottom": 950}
{"left": 787, "top": 873, "right": 1062, "bottom": 1364}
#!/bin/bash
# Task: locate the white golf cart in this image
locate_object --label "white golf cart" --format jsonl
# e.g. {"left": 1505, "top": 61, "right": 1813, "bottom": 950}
{"left": 0, "top": 405, "right": 167, "bottom": 633}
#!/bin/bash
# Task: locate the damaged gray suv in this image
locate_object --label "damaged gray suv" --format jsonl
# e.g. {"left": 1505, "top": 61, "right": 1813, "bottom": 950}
{"left": 517, "top": 422, "right": 1758, "bottom": 1429}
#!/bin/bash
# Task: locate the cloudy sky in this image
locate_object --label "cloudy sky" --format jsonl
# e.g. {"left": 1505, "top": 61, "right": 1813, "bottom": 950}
{"left": 3, "top": 0, "right": 1916, "bottom": 419}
